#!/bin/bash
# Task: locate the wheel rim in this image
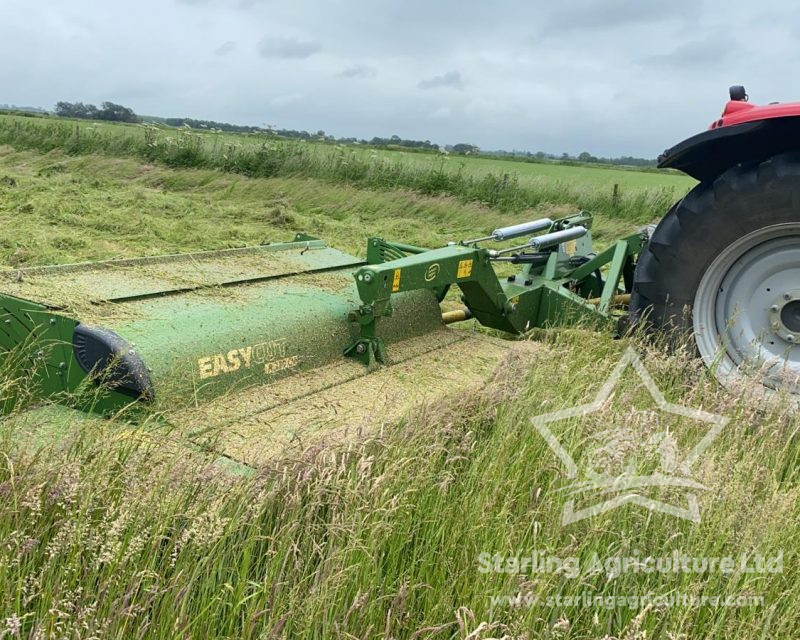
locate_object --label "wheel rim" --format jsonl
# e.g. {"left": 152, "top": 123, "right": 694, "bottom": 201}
{"left": 693, "top": 223, "right": 800, "bottom": 395}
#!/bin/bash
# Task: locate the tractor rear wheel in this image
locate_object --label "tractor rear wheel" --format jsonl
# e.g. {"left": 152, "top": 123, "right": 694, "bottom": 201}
{"left": 631, "top": 153, "right": 800, "bottom": 397}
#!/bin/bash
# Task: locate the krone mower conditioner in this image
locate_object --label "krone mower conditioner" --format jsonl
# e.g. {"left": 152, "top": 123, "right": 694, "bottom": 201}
{"left": 0, "top": 86, "right": 796, "bottom": 463}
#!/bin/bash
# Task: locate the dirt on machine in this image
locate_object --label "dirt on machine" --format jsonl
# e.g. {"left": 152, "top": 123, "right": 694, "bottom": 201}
{"left": 1, "top": 85, "right": 798, "bottom": 467}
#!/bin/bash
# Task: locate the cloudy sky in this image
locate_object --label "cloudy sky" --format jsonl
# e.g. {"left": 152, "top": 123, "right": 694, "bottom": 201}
{"left": 2, "top": 0, "right": 797, "bottom": 156}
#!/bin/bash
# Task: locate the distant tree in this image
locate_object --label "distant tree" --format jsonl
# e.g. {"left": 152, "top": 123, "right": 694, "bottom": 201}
{"left": 54, "top": 100, "right": 138, "bottom": 123}
{"left": 165, "top": 117, "right": 270, "bottom": 134}
{"left": 365, "top": 135, "right": 438, "bottom": 150}
{"left": 54, "top": 101, "right": 71, "bottom": 116}
{"left": 0, "top": 103, "right": 47, "bottom": 114}
{"left": 452, "top": 143, "right": 479, "bottom": 154}
{"left": 97, "top": 101, "right": 139, "bottom": 123}
{"left": 55, "top": 101, "right": 98, "bottom": 119}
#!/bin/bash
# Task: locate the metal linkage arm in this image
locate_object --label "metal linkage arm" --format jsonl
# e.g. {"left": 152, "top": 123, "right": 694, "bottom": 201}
{"left": 354, "top": 245, "right": 504, "bottom": 305}
{"left": 344, "top": 212, "right": 647, "bottom": 367}
{"left": 345, "top": 244, "right": 509, "bottom": 365}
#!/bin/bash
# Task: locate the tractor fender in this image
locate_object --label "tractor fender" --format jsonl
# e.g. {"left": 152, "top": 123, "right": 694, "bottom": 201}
{"left": 658, "top": 115, "right": 800, "bottom": 182}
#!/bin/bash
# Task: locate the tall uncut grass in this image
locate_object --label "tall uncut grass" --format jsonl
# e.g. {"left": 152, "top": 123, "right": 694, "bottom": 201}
{"left": 1, "top": 333, "right": 799, "bottom": 639}
{"left": 0, "top": 117, "right": 679, "bottom": 224}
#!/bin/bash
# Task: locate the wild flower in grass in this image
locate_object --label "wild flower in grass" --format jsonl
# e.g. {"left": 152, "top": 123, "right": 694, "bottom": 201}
{"left": 343, "top": 591, "right": 369, "bottom": 624}
{"left": 436, "top": 470, "right": 455, "bottom": 494}
{"left": 169, "top": 508, "right": 230, "bottom": 568}
{"left": 120, "top": 531, "right": 149, "bottom": 565}
{"left": 454, "top": 607, "right": 507, "bottom": 640}
{"left": 21, "top": 574, "right": 41, "bottom": 607}
{"left": 552, "top": 618, "right": 570, "bottom": 637}
{"left": 47, "top": 464, "right": 80, "bottom": 509}
{"left": 617, "top": 603, "right": 653, "bottom": 640}
{"left": 41, "top": 585, "right": 91, "bottom": 638}
{"left": 96, "top": 510, "right": 130, "bottom": 566}
{"left": 2, "top": 614, "right": 21, "bottom": 639}
{"left": 20, "top": 484, "right": 44, "bottom": 518}
{"left": 44, "top": 518, "right": 77, "bottom": 561}
{"left": 19, "top": 537, "right": 37, "bottom": 557}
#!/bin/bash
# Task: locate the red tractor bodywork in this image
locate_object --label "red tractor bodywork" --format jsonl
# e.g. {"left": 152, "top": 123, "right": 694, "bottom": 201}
{"left": 658, "top": 87, "right": 800, "bottom": 182}
{"left": 712, "top": 99, "right": 800, "bottom": 129}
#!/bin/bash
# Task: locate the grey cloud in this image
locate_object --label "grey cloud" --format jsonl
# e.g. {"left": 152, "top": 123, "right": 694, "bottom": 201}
{"left": 214, "top": 40, "right": 236, "bottom": 56}
{"left": 541, "top": 0, "right": 690, "bottom": 32}
{"left": 643, "top": 37, "right": 740, "bottom": 69}
{"left": 258, "top": 37, "right": 321, "bottom": 59}
{"left": 338, "top": 64, "right": 377, "bottom": 78}
{"left": 2, "top": 0, "right": 796, "bottom": 158}
{"left": 418, "top": 70, "right": 462, "bottom": 90}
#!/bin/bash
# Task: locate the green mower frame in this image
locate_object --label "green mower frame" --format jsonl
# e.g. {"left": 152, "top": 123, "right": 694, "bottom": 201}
{"left": 0, "top": 212, "right": 648, "bottom": 415}
{"left": 346, "top": 212, "right": 647, "bottom": 366}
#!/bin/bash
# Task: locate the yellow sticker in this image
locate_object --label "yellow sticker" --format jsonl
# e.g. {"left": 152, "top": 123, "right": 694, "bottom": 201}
{"left": 563, "top": 239, "right": 578, "bottom": 257}
{"left": 392, "top": 268, "right": 402, "bottom": 292}
{"left": 457, "top": 259, "right": 473, "bottom": 279}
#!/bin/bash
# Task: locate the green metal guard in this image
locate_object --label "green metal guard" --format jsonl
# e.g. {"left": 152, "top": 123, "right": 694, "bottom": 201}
{"left": 346, "top": 212, "right": 648, "bottom": 365}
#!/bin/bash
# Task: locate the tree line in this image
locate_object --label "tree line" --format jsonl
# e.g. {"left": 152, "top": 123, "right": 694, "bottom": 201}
{"left": 486, "top": 149, "right": 656, "bottom": 167}
{"left": 163, "top": 117, "right": 263, "bottom": 133}
{"left": 45, "top": 100, "right": 656, "bottom": 165}
{"left": 54, "top": 101, "right": 139, "bottom": 123}
{"left": 159, "top": 119, "right": 471, "bottom": 153}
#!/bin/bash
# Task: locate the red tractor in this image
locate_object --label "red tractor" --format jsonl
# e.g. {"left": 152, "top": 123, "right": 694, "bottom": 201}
{"left": 632, "top": 85, "right": 800, "bottom": 396}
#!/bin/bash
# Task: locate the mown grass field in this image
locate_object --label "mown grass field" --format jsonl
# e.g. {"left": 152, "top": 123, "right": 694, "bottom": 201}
{"left": 0, "top": 147, "right": 637, "bottom": 267}
{"left": 0, "top": 117, "right": 798, "bottom": 640}
{"left": 0, "top": 115, "right": 692, "bottom": 224}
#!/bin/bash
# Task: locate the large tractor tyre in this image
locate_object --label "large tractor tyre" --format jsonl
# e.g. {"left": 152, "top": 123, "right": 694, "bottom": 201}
{"left": 631, "top": 152, "right": 800, "bottom": 395}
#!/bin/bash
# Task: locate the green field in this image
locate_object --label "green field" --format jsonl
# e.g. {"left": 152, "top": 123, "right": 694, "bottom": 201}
{"left": 0, "top": 114, "right": 697, "bottom": 190}
{"left": 367, "top": 147, "right": 696, "bottom": 190}
{"left": 0, "top": 118, "right": 797, "bottom": 639}
{"left": 0, "top": 115, "right": 693, "bottom": 224}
